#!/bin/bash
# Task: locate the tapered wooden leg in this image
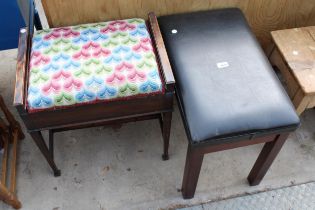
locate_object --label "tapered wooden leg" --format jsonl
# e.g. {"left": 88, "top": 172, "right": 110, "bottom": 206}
{"left": 1, "top": 134, "right": 9, "bottom": 184}
{"left": 9, "top": 130, "right": 19, "bottom": 194}
{"left": 0, "top": 183, "right": 21, "bottom": 209}
{"left": 29, "top": 131, "right": 61, "bottom": 177}
{"left": 49, "top": 130, "right": 54, "bottom": 160}
{"left": 181, "top": 145, "right": 204, "bottom": 199}
{"left": 248, "top": 133, "right": 289, "bottom": 186}
{"left": 161, "top": 112, "right": 172, "bottom": 160}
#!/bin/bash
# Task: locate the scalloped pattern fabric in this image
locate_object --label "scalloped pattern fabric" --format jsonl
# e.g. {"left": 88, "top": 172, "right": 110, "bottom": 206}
{"left": 27, "top": 18, "right": 163, "bottom": 112}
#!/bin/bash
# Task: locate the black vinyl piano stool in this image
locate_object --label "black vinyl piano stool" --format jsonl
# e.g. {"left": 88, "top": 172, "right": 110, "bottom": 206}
{"left": 158, "top": 8, "right": 300, "bottom": 199}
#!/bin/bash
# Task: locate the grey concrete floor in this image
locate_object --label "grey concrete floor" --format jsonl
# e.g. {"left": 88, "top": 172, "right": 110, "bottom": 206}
{"left": 0, "top": 48, "right": 315, "bottom": 210}
{"left": 180, "top": 182, "right": 315, "bottom": 210}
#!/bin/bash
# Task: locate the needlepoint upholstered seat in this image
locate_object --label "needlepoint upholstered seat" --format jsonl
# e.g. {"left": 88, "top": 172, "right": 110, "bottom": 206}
{"left": 28, "top": 18, "right": 163, "bottom": 111}
{"left": 14, "top": 0, "right": 174, "bottom": 177}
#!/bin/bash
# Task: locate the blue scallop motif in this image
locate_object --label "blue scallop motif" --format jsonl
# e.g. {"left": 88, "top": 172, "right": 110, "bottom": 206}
{"left": 33, "top": 36, "right": 42, "bottom": 43}
{"left": 130, "top": 29, "right": 147, "bottom": 37}
{"left": 92, "top": 33, "right": 108, "bottom": 41}
{"left": 97, "top": 86, "right": 117, "bottom": 99}
{"left": 104, "top": 55, "right": 122, "bottom": 64}
{"left": 139, "top": 80, "right": 159, "bottom": 92}
{"left": 82, "top": 28, "right": 98, "bottom": 35}
{"left": 73, "top": 35, "right": 89, "bottom": 43}
{"left": 75, "top": 90, "right": 96, "bottom": 102}
{"left": 148, "top": 70, "right": 159, "bottom": 79}
{"left": 137, "top": 24, "right": 147, "bottom": 30}
{"left": 31, "top": 95, "right": 53, "bottom": 108}
{"left": 124, "top": 52, "right": 141, "bottom": 61}
{"left": 113, "top": 46, "right": 130, "bottom": 54}
{"left": 28, "top": 86, "right": 40, "bottom": 95}
{"left": 85, "top": 76, "right": 104, "bottom": 86}
{"left": 34, "top": 41, "right": 50, "bottom": 50}
{"left": 53, "top": 53, "right": 70, "bottom": 62}
{"left": 43, "top": 63, "right": 59, "bottom": 72}
{"left": 63, "top": 60, "right": 81, "bottom": 69}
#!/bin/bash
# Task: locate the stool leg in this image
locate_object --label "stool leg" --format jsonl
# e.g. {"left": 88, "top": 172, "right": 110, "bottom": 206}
{"left": 162, "top": 112, "right": 172, "bottom": 160}
{"left": 248, "top": 133, "right": 289, "bottom": 186}
{"left": 0, "top": 183, "right": 21, "bottom": 209}
{"left": 29, "top": 131, "right": 61, "bottom": 177}
{"left": 181, "top": 145, "right": 204, "bottom": 199}
{"left": 49, "top": 130, "right": 54, "bottom": 160}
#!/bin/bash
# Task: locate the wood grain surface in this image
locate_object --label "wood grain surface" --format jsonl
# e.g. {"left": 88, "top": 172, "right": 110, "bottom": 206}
{"left": 13, "top": 28, "right": 27, "bottom": 107}
{"left": 272, "top": 26, "right": 315, "bottom": 94}
{"left": 148, "top": 13, "right": 175, "bottom": 91}
{"left": 269, "top": 48, "right": 300, "bottom": 98}
{"left": 271, "top": 26, "right": 315, "bottom": 115}
{"left": 41, "top": 0, "right": 315, "bottom": 50}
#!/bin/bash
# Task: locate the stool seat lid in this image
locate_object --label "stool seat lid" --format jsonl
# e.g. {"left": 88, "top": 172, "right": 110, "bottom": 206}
{"left": 158, "top": 8, "right": 300, "bottom": 143}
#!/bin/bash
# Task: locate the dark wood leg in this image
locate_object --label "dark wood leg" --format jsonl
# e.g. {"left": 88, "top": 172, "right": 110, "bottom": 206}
{"left": 247, "top": 133, "right": 289, "bottom": 186}
{"left": 181, "top": 145, "right": 204, "bottom": 199}
{"left": 29, "top": 131, "right": 61, "bottom": 177}
{"left": 161, "top": 112, "right": 172, "bottom": 160}
{"left": 49, "top": 130, "right": 54, "bottom": 160}
{"left": 0, "top": 134, "right": 3, "bottom": 153}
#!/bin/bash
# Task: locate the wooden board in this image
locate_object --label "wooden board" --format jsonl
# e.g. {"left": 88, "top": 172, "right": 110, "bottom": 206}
{"left": 271, "top": 26, "right": 315, "bottom": 94}
{"left": 269, "top": 48, "right": 300, "bottom": 98}
{"left": 41, "top": 0, "right": 315, "bottom": 50}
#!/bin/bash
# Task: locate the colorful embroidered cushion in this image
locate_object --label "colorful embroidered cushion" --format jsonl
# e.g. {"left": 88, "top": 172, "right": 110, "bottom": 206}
{"left": 27, "top": 18, "right": 163, "bottom": 112}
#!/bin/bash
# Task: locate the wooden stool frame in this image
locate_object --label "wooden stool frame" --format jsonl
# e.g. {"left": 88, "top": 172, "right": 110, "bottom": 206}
{"left": 14, "top": 1, "right": 175, "bottom": 177}
{"left": 269, "top": 27, "right": 315, "bottom": 116}
{"left": 0, "top": 95, "right": 24, "bottom": 209}
{"left": 176, "top": 92, "right": 295, "bottom": 199}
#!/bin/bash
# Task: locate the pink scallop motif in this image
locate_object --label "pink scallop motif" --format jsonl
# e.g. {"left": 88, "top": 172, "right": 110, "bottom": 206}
{"left": 119, "top": 24, "right": 136, "bottom": 31}
{"left": 93, "top": 48, "right": 111, "bottom": 57}
{"left": 73, "top": 50, "right": 91, "bottom": 60}
{"left": 64, "top": 78, "right": 83, "bottom": 91}
{"left": 63, "top": 30, "right": 80, "bottom": 38}
{"left": 31, "top": 51, "right": 41, "bottom": 59}
{"left": 106, "top": 73, "right": 125, "bottom": 84}
{"left": 140, "top": 37, "right": 151, "bottom": 44}
{"left": 53, "top": 27, "right": 71, "bottom": 32}
{"left": 127, "top": 70, "right": 146, "bottom": 82}
{"left": 42, "top": 81, "right": 61, "bottom": 94}
{"left": 33, "top": 55, "right": 50, "bottom": 66}
{"left": 44, "top": 31, "right": 61, "bottom": 40}
{"left": 115, "top": 62, "right": 134, "bottom": 72}
{"left": 100, "top": 25, "right": 117, "bottom": 34}
{"left": 82, "top": 41, "right": 100, "bottom": 50}
{"left": 132, "top": 43, "right": 150, "bottom": 52}
{"left": 52, "top": 70, "right": 71, "bottom": 80}
{"left": 109, "top": 20, "right": 126, "bottom": 26}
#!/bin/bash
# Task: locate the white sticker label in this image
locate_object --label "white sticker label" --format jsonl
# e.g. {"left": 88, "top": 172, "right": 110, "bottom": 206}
{"left": 292, "top": 50, "right": 299, "bottom": 55}
{"left": 217, "top": 61, "right": 229, "bottom": 69}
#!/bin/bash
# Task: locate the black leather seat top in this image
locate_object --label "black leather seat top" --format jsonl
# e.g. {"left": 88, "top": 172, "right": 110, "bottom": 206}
{"left": 158, "top": 8, "right": 300, "bottom": 144}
